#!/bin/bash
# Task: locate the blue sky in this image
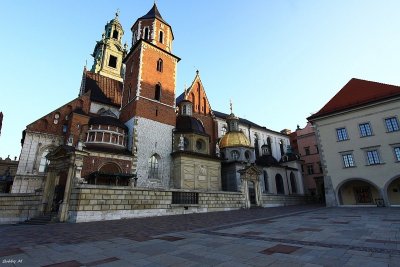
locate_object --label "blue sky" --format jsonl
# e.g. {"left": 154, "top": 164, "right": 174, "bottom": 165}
{"left": 1, "top": 0, "right": 400, "bottom": 158}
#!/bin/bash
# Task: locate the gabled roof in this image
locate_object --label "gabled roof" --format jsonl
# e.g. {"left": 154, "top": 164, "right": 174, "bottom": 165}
{"left": 82, "top": 71, "right": 123, "bottom": 107}
{"left": 308, "top": 78, "right": 400, "bottom": 120}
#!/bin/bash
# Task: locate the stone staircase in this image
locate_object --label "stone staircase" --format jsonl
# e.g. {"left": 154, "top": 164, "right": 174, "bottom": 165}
{"left": 19, "top": 212, "right": 59, "bottom": 225}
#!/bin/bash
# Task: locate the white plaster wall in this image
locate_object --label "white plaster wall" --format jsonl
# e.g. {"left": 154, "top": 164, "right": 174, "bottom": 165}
{"left": 12, "top": 132, "right": 63, "bottom": 193}
{"left": 314, "top": 99, "right": 400, "bottom": 192}
{"left": 135, "top": 117, "right": 174, "bottom": 189}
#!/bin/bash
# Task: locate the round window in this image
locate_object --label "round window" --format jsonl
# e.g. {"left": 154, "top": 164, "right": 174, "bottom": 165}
{"left": 196, "top": 139, "right": 204, "bottom": 150}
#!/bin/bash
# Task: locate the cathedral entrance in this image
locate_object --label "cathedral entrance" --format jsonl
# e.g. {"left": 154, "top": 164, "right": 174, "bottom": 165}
{"left": 51, "top": 172, "right": 67, "bottom": 212}
{"left": 238, "top": 166, "right": 262, "bottom": 208}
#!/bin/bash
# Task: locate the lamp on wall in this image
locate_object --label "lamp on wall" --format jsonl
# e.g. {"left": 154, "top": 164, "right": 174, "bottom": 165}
{"left": 133, "top": 173, "right": 138, "bottom": 187}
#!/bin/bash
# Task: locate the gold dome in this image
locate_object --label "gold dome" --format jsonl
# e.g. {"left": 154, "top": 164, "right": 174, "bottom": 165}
{"left": 219, "top": 131, "right": 251, "bottom": 149}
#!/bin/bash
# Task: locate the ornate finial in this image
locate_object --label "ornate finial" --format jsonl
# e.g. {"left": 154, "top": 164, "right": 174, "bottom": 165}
{"left": 230, "top": 99, "right": 233, "bottom": 114}
{"left": 183, "top": 83, "right": 187, "bottom": 97}
{"left": 116, "top": 9, "right": 120, "bottom": 18}
{"left": 196, "top": 69, "right": 199, "bottom": 75}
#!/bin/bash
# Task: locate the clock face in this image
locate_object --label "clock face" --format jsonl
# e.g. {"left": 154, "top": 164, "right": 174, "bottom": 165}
{"left": 196, "top": 139, "right": 203, "bottom": 150}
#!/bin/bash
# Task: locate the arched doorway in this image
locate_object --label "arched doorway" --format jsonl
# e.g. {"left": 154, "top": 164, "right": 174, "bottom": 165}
{"left": 275, "top": 174, "right": 285, "bottom": 194}
{"left": 337, "top": 179, "right": 380, "bottom": 205}
{"left": 386, "top": 176, "right": 400, "bottom": 206}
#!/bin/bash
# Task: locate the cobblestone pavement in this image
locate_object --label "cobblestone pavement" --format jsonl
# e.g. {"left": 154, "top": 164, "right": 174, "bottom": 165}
{"left": 1, "top": 205, "right": 400, "bottom": 266}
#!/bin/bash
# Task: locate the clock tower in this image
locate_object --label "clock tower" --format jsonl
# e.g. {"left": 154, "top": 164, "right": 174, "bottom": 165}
{"left": 121, "top": 4, "right": 180, "bottom": 188}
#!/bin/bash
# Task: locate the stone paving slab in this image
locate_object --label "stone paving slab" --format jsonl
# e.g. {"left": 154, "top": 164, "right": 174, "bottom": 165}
{"left": 1, "top": 205, "right": 400, "bottom": 266}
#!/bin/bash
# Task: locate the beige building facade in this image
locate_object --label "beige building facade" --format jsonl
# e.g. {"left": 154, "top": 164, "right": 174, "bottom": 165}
{"left": 309, "top": 78, "right": 400, "bottom": 207}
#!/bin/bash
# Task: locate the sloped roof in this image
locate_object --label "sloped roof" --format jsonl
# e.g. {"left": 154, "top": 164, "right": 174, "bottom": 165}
{"left": 139, "top": 3, "right": 167, "bottom": 24}
{"left": 82, "top": 71, "right": 123, "bottom": 107}
{"left": 308, "top": 78, "right": 400, "bottom": 120}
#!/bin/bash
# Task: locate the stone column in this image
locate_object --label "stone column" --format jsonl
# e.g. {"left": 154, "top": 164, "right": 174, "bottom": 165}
{"left": 242, "top": 179, "right": 250, "bottom": 209}
{"left": 255, "top": 180, "right": 262, "bottom": 206}
{"left": 39, "top": 168, "right": 57, "bottom": 214}
{"left": 59, "top": 156, "right": 76, "bottom": 222}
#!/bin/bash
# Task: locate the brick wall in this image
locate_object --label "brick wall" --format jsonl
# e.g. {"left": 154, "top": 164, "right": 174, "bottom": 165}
{"left": 0, "top": 193, "right": 41, "bottom": 224}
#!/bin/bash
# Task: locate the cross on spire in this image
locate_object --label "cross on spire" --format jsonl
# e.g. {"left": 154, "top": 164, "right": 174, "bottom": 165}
{"left": 230, "top": 99, "right": 233, "bottom": 114}
{"left": 116, "top": 8, "right": 120, "bottom": 18}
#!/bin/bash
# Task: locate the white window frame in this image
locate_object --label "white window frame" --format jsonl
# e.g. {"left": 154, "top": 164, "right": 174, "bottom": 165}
{"left": 359, "top": 122, "right": 373, "bottom": 137}
{"left": 336, "top": 127, "right": 349, "bottom": 141}
{"left": 385, "top": 116, "right": 400, "bottom": 132}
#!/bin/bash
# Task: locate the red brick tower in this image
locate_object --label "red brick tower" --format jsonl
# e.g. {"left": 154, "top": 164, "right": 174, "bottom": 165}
{"left": 120, "top": 4, "right": 180, "bottom": 188}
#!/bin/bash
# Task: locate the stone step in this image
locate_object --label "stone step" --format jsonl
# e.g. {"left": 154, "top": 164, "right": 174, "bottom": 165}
{"left": 19, "top": 212, "right": 59, "bottom": 225}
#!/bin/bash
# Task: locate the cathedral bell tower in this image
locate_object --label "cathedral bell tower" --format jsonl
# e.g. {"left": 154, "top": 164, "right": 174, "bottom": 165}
{"left": 120, "top": 4, "right": 180, "bottom": 188}
{"left": 91, "top": 11, "right": 127, "bottom": 82}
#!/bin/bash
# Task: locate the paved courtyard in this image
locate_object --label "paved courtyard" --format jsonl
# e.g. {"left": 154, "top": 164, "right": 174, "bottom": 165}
{"left": 1, "top": 205, "right": 400, "bottom": 266}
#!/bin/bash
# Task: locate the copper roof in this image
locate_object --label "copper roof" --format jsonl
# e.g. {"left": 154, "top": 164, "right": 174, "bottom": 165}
{"left": 308, "top": 78, "right": 400, "bottom": 120}
{"left": 83, "top": 71, "right": 123, "bottom": 107}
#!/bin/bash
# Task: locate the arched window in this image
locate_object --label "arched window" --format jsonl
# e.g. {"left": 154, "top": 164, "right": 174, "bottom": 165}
{"left": 155, "top": 84, "right": 161, "bottom": 101}
{"left": 203, "top": 97, "right": 207, "bottom": 114}
{"left": 99, "top": 162, "right": 121, "bottom": 173}
{"left": 275, "top": 174, "right": 284, "bottom": 194}
{"left": 148, "top": 154, "right": 159, "bottom": 179}
{"left": 112, "top": 30, "right": 119, "bottom": 40}
{"left": 290, "top": 172, "right": 297, "bottom": 194}
{"left": 221, "top": 126, "right": 227, "bottom": 136}
{"left": 144, "top": 27, "right": 149, "bottom": 40}
{"left": 263, "top": 171, "right": 269, "bottom": 193}
{"left": 159, "top": 31, "right": 164, "bottom": 43}
{"left": 197, "top": 83, "right": 201, "bottom": 111}
{"left": 156, "top": 58, "right": 163, "bottom": 72}
{"left": 190, "top": 92, "right": 195, "bottom": 112}
{"left": 279, "top": 139, "right": 285, "bottom": 156}
{"left": 38, "top": 149, "right": 50, "bottom": 173}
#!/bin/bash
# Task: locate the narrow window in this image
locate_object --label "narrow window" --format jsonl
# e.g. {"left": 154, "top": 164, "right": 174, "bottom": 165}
{"left": 336, "top": 128, "right": 348, "bottom": 141}
{"left": 366, "top": 150, "right": 380, "bottom": 165}
{"left": 394, "top": 147, "right": 400, "bottom": 161}
{"left": 231, "top": 150, "right": 240, "bottom": 160}
{"left": 279, "top": 140, "right": 284, "bottom": 156}
{"left": 148, "top": 155, "right": 159, "bottom": 179}
{"left": 385, "top": 117, "right": 400, "bottom": 132}
{"left": 155, "top": 84, "right": 161, "bottom": 101}
{"left": 159, "top": 31, "right": 164, "bottom": 43}
{"left": 156, "top": 58, "right": 163, "bottom": 72}
{"left": 307, "top": 164, "right": 314, "bottom": 175}
{"left": 318, "top": 162, "right": 323, "bottom": 173}
{"left": 108, "top": 55, "right": 117, "bottom": 68}
{"left": 38, "top": 149, "right": 50, "bottom": 173}
{"left": 112, "top": 30, "right": 119, "bottom": 39}
{"left": 144, "top": 27, "right": 149, "bottom": 40}
{"left": 342, "top": 153, "right": 355, "bottom": 168}
{"left": 304, "top": 147, "right": 310, "bottom": 155}
{"left": 359, "top": 123, "right": 372, "bottom": 137}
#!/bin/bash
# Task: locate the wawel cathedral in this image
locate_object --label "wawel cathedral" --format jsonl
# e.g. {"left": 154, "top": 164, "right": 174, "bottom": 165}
{"left": 11, "top": 4, "right": 306, "bottom": 221}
